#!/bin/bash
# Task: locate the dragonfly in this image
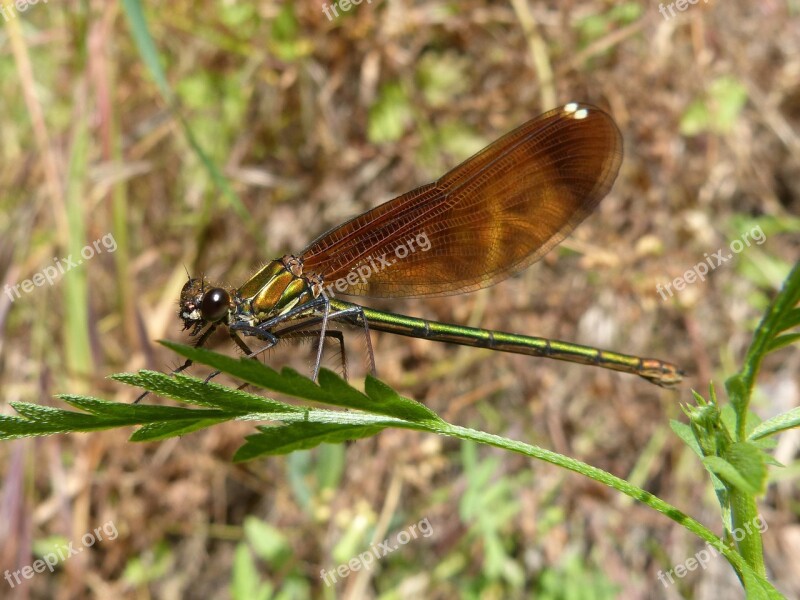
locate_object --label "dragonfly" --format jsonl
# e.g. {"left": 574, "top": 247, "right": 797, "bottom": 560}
{"left": 152, "top": 102, "right": 683, "bottom": 399}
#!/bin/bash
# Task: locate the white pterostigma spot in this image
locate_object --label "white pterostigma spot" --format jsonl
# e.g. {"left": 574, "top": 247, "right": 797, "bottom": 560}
{"left": 563, "top": 102, "right": 589, "bottom": 120}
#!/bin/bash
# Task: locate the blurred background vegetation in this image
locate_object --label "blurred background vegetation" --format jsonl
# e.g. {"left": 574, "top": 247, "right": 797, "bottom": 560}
{"left": 0, "top": 0, "right": 798, "bottom": 598}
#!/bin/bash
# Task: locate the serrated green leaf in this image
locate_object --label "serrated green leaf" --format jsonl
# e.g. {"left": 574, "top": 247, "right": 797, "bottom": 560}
{"left": 234, "top": 423, "right": 388, "bottom": 461}
{"left": 0, "top": 392, "right": 247, "bottom": 441}
{"left": 364, "top": 374, "right": 439, "bottom": 422}
{"left": 316, "top": 368, "right": 376, "bottom": 407}
{"left": 0, "top": 414, "right": 81, "bottom": 440}
{"left": 11, "top": 402, "right": 83, "bottom": 422}
{"left": 7, "top": 402, "right": 134, "bottom": 434}
{"left": 749, "top": 407, "right": 800, "bottom": 441}
{"left": 160, "top": 342, "right": 330, "bottom": 402}
{"left": 130, "top": 418, "right": 231, "bottom": 442}
{"left": 61, "top": 395, "right": 159, "bottom": 416}
{"left": 60, "top": 394, "right": 223, "bottom": 420}
{"left": 162, "top": 341, "right": 438, "bottom": 422}
{"left": 112, "top": 370, "right": 297, "bottom": 413}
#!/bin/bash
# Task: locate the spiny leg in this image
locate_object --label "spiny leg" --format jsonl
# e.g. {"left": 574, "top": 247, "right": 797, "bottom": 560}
{"left": 273, "top": 325, "right": 349, "bottom": 380}
{"left": 274, "top": 304, "right": 377, "bottom": 378}
{"left": 353, "top": 308, "right": 377, "bottom": 377}
{"left": 219, "top": 328, "right": 348, "bottom": 390}
{"left": 321, "top": 330, "right": 348, "bottom": 380}
{"left": 328, "top": 304, "right": 377, "bottom": 377}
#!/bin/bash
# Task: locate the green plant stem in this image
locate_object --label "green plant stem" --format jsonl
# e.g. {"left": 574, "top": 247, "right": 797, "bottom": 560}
{"left": 730, "top": 490, "right": 766, "bottom": 578}
{"left": 257, "top": 408, "right": 758, "bottom": 581}
{"left": 434, "top": 422, "right": 756, "bottom": 579}
{"left": 722, "top": 261, "right": 799, "bottom": 577}
{"left": 735, "top": 261, "right": 800, "bottom": 439}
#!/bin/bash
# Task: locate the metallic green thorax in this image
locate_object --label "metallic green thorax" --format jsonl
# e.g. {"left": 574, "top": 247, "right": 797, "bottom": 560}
{"left": 233, "top": 255, "right": 322, "bottom": 326}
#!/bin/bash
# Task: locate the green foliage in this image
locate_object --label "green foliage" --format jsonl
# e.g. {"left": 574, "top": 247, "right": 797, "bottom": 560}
{"left": 123, "top": 541, "right": 174, "bottom": 586}
{"left": 415, "top": 51, "right": 470, "bottom": 108}
{"left": 331, "top": 513, "right": 373, "bottom": 567}
{"left": 727, "top": 215, "right": 795, "bottom": 313}
{"left": 680, "top": 75, "right": 748, "bottom": 136}
{"left": 219, "top": 2, "right": 259, "bottom": 31}
{"left": 575, "top": 3, "right": 643, "bottom": 47}
{"left": 672, "top": 260, "right": 800, "bottom": 587}
{"left": 32, "top": 535, "right": 71, "bottom": 561}
{"left": 287, "top": 445, "right": 346, "bottom": 512}
{"left": 64, "top": 109, "right": 91, "bottom": 376}
{"left": 232, "top": 518, "right": 309, "bottom": 600}
{"left": 535, "top": 554, "right": 619, "bottom": 600}
{"left": 416, "top": 119, "right": 488, "bottom": 176}
{"left": 232, "top": 543, "right": 274, "bottom": 600}
{"left": 460, "top": 442, "right": 525, "bottom": 588}
{"left": 368, "top": 82, "right": 413, "bottom": 143}
{"left": 268, "top": 3, "right": 313, "bottom": 61}
{"left": 121, "top": 0, "right": 250, "bottom": 221}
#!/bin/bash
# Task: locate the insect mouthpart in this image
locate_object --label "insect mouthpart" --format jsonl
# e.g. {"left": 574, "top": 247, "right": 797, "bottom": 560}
{"left": 178, "top": 278, "right": 207, "bottom": 333}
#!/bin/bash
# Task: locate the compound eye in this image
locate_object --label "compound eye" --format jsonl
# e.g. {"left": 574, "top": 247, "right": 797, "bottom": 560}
{"left": 200, "top": 288, "right": 231, "bottom": 322}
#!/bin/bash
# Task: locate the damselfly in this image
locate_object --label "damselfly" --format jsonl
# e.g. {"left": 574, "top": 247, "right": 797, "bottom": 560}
{"left": 151, "top": 103, "right": 683, "bottom": 398}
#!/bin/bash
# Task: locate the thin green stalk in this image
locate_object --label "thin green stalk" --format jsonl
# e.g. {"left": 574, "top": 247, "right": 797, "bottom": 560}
{"left": 64, "top": 102, "right": 93, "bottom": 378}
